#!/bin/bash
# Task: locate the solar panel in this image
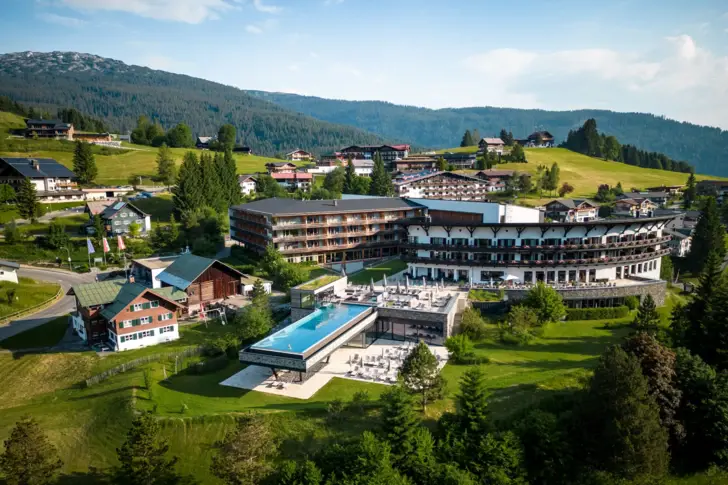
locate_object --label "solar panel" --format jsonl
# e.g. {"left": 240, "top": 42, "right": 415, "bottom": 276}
{"left": 113, "top": 202, "right": 125, "bottom": 210}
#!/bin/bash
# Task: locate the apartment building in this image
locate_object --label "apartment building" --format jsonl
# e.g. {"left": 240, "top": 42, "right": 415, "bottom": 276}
{"left": 339, "top": 144, "right": 410, "bottom": 163}
{"left": 394, "top": 171, "right": 492, "bottom": 201}
{"left": 229, "top": 197, "right": 424, "bottom": 264}
{"left": 544, "top": 199, "right": 600, "bottom": 222}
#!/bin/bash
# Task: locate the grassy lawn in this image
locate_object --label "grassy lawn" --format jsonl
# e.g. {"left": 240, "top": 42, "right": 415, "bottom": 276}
{"left": 20, "top": 213, "right": 89, "bottom": 235}
{"left": 0, "top": 277, "right": 61, "bottom": 320}
{"left": 297, "top": 274, "right": 341, "bottom": 290}
{"left": 1, "top": 141, "right": 298, "bottom": 186}
{"left": 468, "top": 289, "right": 504, "bottom": 302}
{"left": 0, "top": 315, "right": 68, "bottom": 349}
{"left": 348, "top": 259, "right": 408, "bottom": 285}
{"left": 0, "top": 111, "right": 25, "bottom": 131}
{"left": 444, "top": 147, "right": 725, "bottom": 199}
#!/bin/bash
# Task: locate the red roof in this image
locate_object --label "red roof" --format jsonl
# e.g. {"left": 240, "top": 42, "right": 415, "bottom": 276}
{"left": 271, "top": 172, "right": 313, "bottom": 180}
{"left": 390, "top": 144, "right": 410, "bottom": 151}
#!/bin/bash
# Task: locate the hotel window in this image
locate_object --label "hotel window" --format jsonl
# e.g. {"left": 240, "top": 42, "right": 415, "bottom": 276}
{"left": 159, "top": 325, "right": 174, "bottom": 334}
{"left": 158, "top": 313, "right": 173, "bottom": 321}
{"left": 140, "top": 316, "right": 152, "bottom": 325}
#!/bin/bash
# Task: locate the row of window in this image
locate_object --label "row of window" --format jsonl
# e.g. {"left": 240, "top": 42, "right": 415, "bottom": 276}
{"left": 159, "top": 325, "right": 175, "bottom": 334}
{"left": 130, "top": 301, "right": 159, "bottom": 312}
{"left": 119, "top": 312, "right": 173, "bottom": 328}
{"left": 120, "top": 329, "right": 156, "bottom": 343}
{"left": 113, "top": 219, "right": 144, "bottom": 226}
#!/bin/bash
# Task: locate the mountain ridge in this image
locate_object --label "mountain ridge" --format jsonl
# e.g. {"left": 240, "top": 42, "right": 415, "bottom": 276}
{"left": 0, "top": 51, "right": 389, "bottom": 155}
{"left": 246, "top": 91, "right": 728, "bottom": 177}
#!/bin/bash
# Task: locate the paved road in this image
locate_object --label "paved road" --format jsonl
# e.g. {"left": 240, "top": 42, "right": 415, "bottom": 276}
{"left": 0, "top": 267, "right": 97, "bottom": 341}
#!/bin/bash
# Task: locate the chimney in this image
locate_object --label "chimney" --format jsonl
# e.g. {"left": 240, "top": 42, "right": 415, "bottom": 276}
{"left": 333, "top": 200, "right": 337, "bottom": 206}
{"left": 29, "top": 159, "right": 40, "bottom": 171}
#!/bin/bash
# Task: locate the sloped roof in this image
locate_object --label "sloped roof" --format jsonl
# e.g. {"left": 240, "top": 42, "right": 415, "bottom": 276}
{"left": 100, "top": 200, "right": 149, "bottom": 219}
{"left": 546, "top": 198, "right": 599, "bottom": 210}
{"left": 100, "top": 283, "right": 184, "bottom": 321}
{"left": 238, "top": 174, "right": 257, "bottom": 183}
{"left": 394, "top": 171, "right": 482, "bottom": 186}
{"left": 196, "top": 136, "right": 215, "bottom": 144}
{"left": 26, "top": 119, "right": 71, "bottom": 129}
{"left": 286, "top": 149, "right": 311, "bottom": 156}
{"left": 72, "top": 280, "right": 126, "bottom": 308}
{"left": 156, "top": 253, "right": 244, "bottom": 290}
{"left": 86, "top": 200, "right": 114, "bottom": 216}
{"left": 233, "top": 197, "right": 422, "bottom": 216}
{"left": 0, "top": 260, "right": 20, "bottom": 270}
{"left": 0, "top": 157, "right": 76, "bottom": 179}
{"left": 270, "top": 172, "right": 313, "bottom": 180}
{"left": 475, "top": 169, "right": 516, "bottom": 178}
{"left": 480, "top": 137, "right": 505, "bottom": 145}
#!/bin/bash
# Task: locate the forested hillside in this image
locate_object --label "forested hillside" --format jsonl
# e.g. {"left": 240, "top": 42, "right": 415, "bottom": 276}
{"left": 0, "top": 52, "right": 387, "bottom": 156}
{"left": 248, "top": 91, "right": 728, "bottom": 177}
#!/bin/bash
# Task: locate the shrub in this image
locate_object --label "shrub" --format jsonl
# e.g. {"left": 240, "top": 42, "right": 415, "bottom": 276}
{"left": 624, "top": 296, "right": 639, "bottom": 311}
{"left": 500, "top": 305, "right": 539, "bottom": 345}
{"left": 445, "top": 334, "right": 475, "bottom": 363}
{"left": 523, "top": 282, "right": 566, "bottom": 324}
{"left": 327, "top": 398, "right": 345, "bottom": 421}
{"left": 349, "top": 390, "right": 370, "bottom": 413}
{"left": 460, "top": 307, "right": 489, "bottom": 341}
{"left": 565, "top": 306, "right": 630, "bottom": 321}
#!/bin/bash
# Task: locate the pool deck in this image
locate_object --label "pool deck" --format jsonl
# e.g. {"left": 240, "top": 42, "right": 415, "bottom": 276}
{"left": 221, "top": 339, "right": 448, "bottom": 400}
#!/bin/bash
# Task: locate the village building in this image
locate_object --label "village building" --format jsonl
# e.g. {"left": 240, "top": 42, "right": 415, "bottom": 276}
{"left": 82, "top": 187, "right": 133, "bottom": 201}
{"left": 0, "top": 157, "right": 82, "bottom": 202}
{"left": 393, "top": 156, "right": 438, "bottom": 172}
{"left": 265, "top": 162, "right": 298, "bottom": 174}
{"left": 195, "top": 136, "right": 216, "bottom": 149}
{"left": 270, "top": 172, "right": 313, "bottom": 191}
{"left": 646, "top": 185, "right": 683, "bottom": 196}
{"left": 544, "top": 199, "right": 600, "bottom": 222}
{"left": 478, "top": 138, "right": 505, "bottom": 153}
{"left": 74, "top": 133, "right": 113, "bottom": 143}
{"left": 238, "top": 174, "right": 257, "bottom": 196}
{"left": 84, "top": 200, "right": 152, "bottom": 236}
{"left": 338, "top": 144, "right": 410, "bottom": 163}
{"left": 696, "top": 180, "right": 728, "bottom": 203}
{"left": 614, "top": 198, "right": 658, "bottom": 218}
{"left": 665, "top": 229, "right": 692, "bottom": 258}
{"left": 519, "top": 131, "right": 555, "bottom": 147}
{"left": 619, "top": 191, "right": 670, "bottom": 206}
{"left": 25, "top": 119, "right": 74, "bottom": 140}
{"left": 440, "top": 152, "right": 478, "bottom": 170}
{"left": 285, "top": 149, "right": 313, "bottom": 162}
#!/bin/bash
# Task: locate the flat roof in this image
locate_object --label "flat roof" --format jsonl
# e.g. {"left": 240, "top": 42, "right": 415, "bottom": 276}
{"left": 132, "top": 256, "right": 179, "bottom": 270}
{"left": 232, "top": 197, "right": 422, "bottom": 216}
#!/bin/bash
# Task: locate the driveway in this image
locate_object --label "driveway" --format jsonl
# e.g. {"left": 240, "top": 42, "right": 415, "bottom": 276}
{"left": 0, "top": 267, "right": 97, "bottom": 341}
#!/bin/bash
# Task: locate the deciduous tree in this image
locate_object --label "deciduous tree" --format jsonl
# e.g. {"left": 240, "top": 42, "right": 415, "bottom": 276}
{"left": 217, "top": 124, "right": 236, "bottom": 151}
{"left": 557, "top": 182, "right": 574, "bottom": 198}
{"left": 165, "top": 123, "right": 194, "bottom": 148}
{"left": 323, "top": 167, "right": 345, "bottom": 195}
{"left": 523, "top": 282, "right": 565, "bottom": 324}
{"left": 0, "top": 184, "right": 16, "bottom": 204}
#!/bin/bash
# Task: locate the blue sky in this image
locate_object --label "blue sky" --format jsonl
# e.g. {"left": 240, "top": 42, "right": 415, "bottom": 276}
{"left": 2, "top": 0, "right": 728, "bottom": 129}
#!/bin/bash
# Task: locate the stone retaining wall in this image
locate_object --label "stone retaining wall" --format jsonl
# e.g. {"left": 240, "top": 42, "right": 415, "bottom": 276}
{"left": 505, "top": 280, "right": 667, "bottom": 306}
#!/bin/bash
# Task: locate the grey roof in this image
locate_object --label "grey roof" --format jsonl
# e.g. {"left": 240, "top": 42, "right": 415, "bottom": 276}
{"left": 100, "top": 200, "right": 149, "bottom": 219}
{"left": 665, "top": 229, "right": 691, "bottom": 239}
{"left": 232, "top": 197, "right": 423, "bottom": 216}
{"left": 156, "top": 253, "right": 243, "bottom": 290}
{"left": 26, "top": 119, "right": 71, "bottom": 128}
{"left": 0, "top": 260, "right": 20, "bottom": 270}
{"left": 546, "top": 198, "right": 598, "bottom": 209}
{"left": 0, "top": 157, "right": 76, "bottom": 179}
{"left": 395, "top": 171, "right": 483, "bottom": 186}
{"left": 619, "top": 191, "right": 669, "bottom": 199}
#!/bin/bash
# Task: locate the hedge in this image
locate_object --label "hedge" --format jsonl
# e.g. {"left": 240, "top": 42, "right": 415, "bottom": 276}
{"left": 565, "top": 306, "right": 630, "bottom": 321}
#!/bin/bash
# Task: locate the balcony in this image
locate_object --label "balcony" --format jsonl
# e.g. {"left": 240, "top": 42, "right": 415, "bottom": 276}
{"left": 401, "top": 236, "right": 671, "bottom": 253}
{"left": 272, "top": 228, "right": 401, "bottom": 242}
{"left": 278, "top": 239, "right": 400, "bottom": 254}
{"left": 271, "top": 216, "right": 405, "bottom": 230}
{"left": 401, "top": 248, "right": 671, "bottom": 267}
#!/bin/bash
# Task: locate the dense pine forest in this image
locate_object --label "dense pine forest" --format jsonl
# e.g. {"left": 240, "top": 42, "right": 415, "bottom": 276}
{"left": 247, "top": 91, "right": 728, "bottom": 177}
{"left": 0, "top": 52, "right": 388, "bottom": 156}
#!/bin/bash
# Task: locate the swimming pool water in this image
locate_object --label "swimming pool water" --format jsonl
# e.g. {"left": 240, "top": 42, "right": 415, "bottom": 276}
{"left": 250, "top": 304, "right": 371, "bottom": 354}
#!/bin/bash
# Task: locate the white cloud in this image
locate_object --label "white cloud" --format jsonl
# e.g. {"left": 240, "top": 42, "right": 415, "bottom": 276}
{"left": 37, "top": 12, "right": 86, "bottom": 27}
{"left": 462, "top": 35, "right": 728, "bottom": 128}
{"left": 59, "top": 0, "right": 236, "bottom": 23}
{"left": 309, "top": 51, "right": 319, "bottom": 58}
{"left": 245, "top": 24, "right": 263, "bottom": 34}
{"left": 252, "top": 0, "right": 281, "bottom": 14}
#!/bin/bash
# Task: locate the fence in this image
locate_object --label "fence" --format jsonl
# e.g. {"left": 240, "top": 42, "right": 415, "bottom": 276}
{"left": 84, "top": 345, "right": 204, "bottom": 388}
{"left": 0, "top": 285, "right": 63, "bottom": 324}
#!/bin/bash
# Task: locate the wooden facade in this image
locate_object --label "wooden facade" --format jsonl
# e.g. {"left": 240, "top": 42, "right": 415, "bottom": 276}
{"left": 107, "top": 292, "right": 180, "bottom": 337}
{"left": 186, "top": 262, "right": 242, "bottom": 306}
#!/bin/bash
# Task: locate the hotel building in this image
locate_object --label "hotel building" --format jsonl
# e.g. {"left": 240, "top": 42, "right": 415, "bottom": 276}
{"left": 394, "top": 171, "right": 493, "bottom": 201}
{"left": 229, "top": 198, "right": 425, "bottom": 264}
{"left": 400, "top": 200, "right": 673, "bottom": 306}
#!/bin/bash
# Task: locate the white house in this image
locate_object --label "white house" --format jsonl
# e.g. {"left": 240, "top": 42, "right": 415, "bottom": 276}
{"left": 0, "top": 260, "right": 20, "bottom": 284}
{"left": 665, "top": 229, "right": 692, "bottom": 258}
{"left": 241, "top": 274, "right": 273, "bottom": 296}
{"left": 238, "top": 174, "right": 257, "bottom": 196}
{"left": 285, "top": 149, "right": 313, "bottom": 162}
{"left": 0, "top": 157, "right": 83, "bottom": 203}
{"left": 352, "top": 159, "right": 374, "bottom": 176}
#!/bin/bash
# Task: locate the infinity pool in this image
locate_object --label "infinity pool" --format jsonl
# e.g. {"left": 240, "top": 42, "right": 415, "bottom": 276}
{"left": 250, "top": 304, "right": 371, "bottom": 355}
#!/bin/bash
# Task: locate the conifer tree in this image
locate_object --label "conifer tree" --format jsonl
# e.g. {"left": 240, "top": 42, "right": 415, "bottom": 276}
{"left": 499, "top": 128, "right": 509, "bottom": 145}
{"left": 16, "top": 177, "right": 39, "bottom": 222}
{"left": 632, "top": 294, "right": 660, "bottom": 332}
{"left": 116, "top": 412, "right": 180, "bottom": 485}
{"left": 400, "top": 341, "right": 446, "bottom": 411}
{"left": 380, "top": 385, "right": 420, "bottom": 466}
{"left": 168, "top": 213, "right": 179, "bottom": 248}
{"left": 460, "top": 130, "right": 474, "bottom": 147}
{"left": 455, "top": 366, "right": 490, "bottom": 439}
{"left": 211, "top": 415, "right": 277, "bottom": 485}
{"left": 172, "top": 151, "right": 204, "bottom": 214}
{"left": 688, "top": 197, "right": 725, "bottom": 273}
{"left": 155, "top": 143, "right": 176, "bottom": 188}
{"left": 0, "top": 416, "right": 62, "bottom": 485}
{"left": 218, "top": 149, "right": 241, "bottom": 207}
{"left": 72, "top": 140, "right": 98, "bottom": 184}
{"left": 343, "top": 159, "right": 356, "bottom": 194}
{"left": 472, "top": 129, "right": 481, "bottom": 144}
{"left": 203, "top": 152, "right": 224, "bottom": 212}
{"left": 575, "top": 346, "right": 669, "bottom": 479}
{"left": 368, "top": 152, "right": 392, "bottom": 196}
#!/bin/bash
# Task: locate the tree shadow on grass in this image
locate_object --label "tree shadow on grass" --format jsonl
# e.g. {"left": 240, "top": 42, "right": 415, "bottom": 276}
{"left": 486, "top": 382, "right": 583, "bottom": 422}
{"left": 68, "top": 385, "right": 136, "bottom": 401}
{"left": 474, "top": 334, "right": 622, "bottom": 357}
